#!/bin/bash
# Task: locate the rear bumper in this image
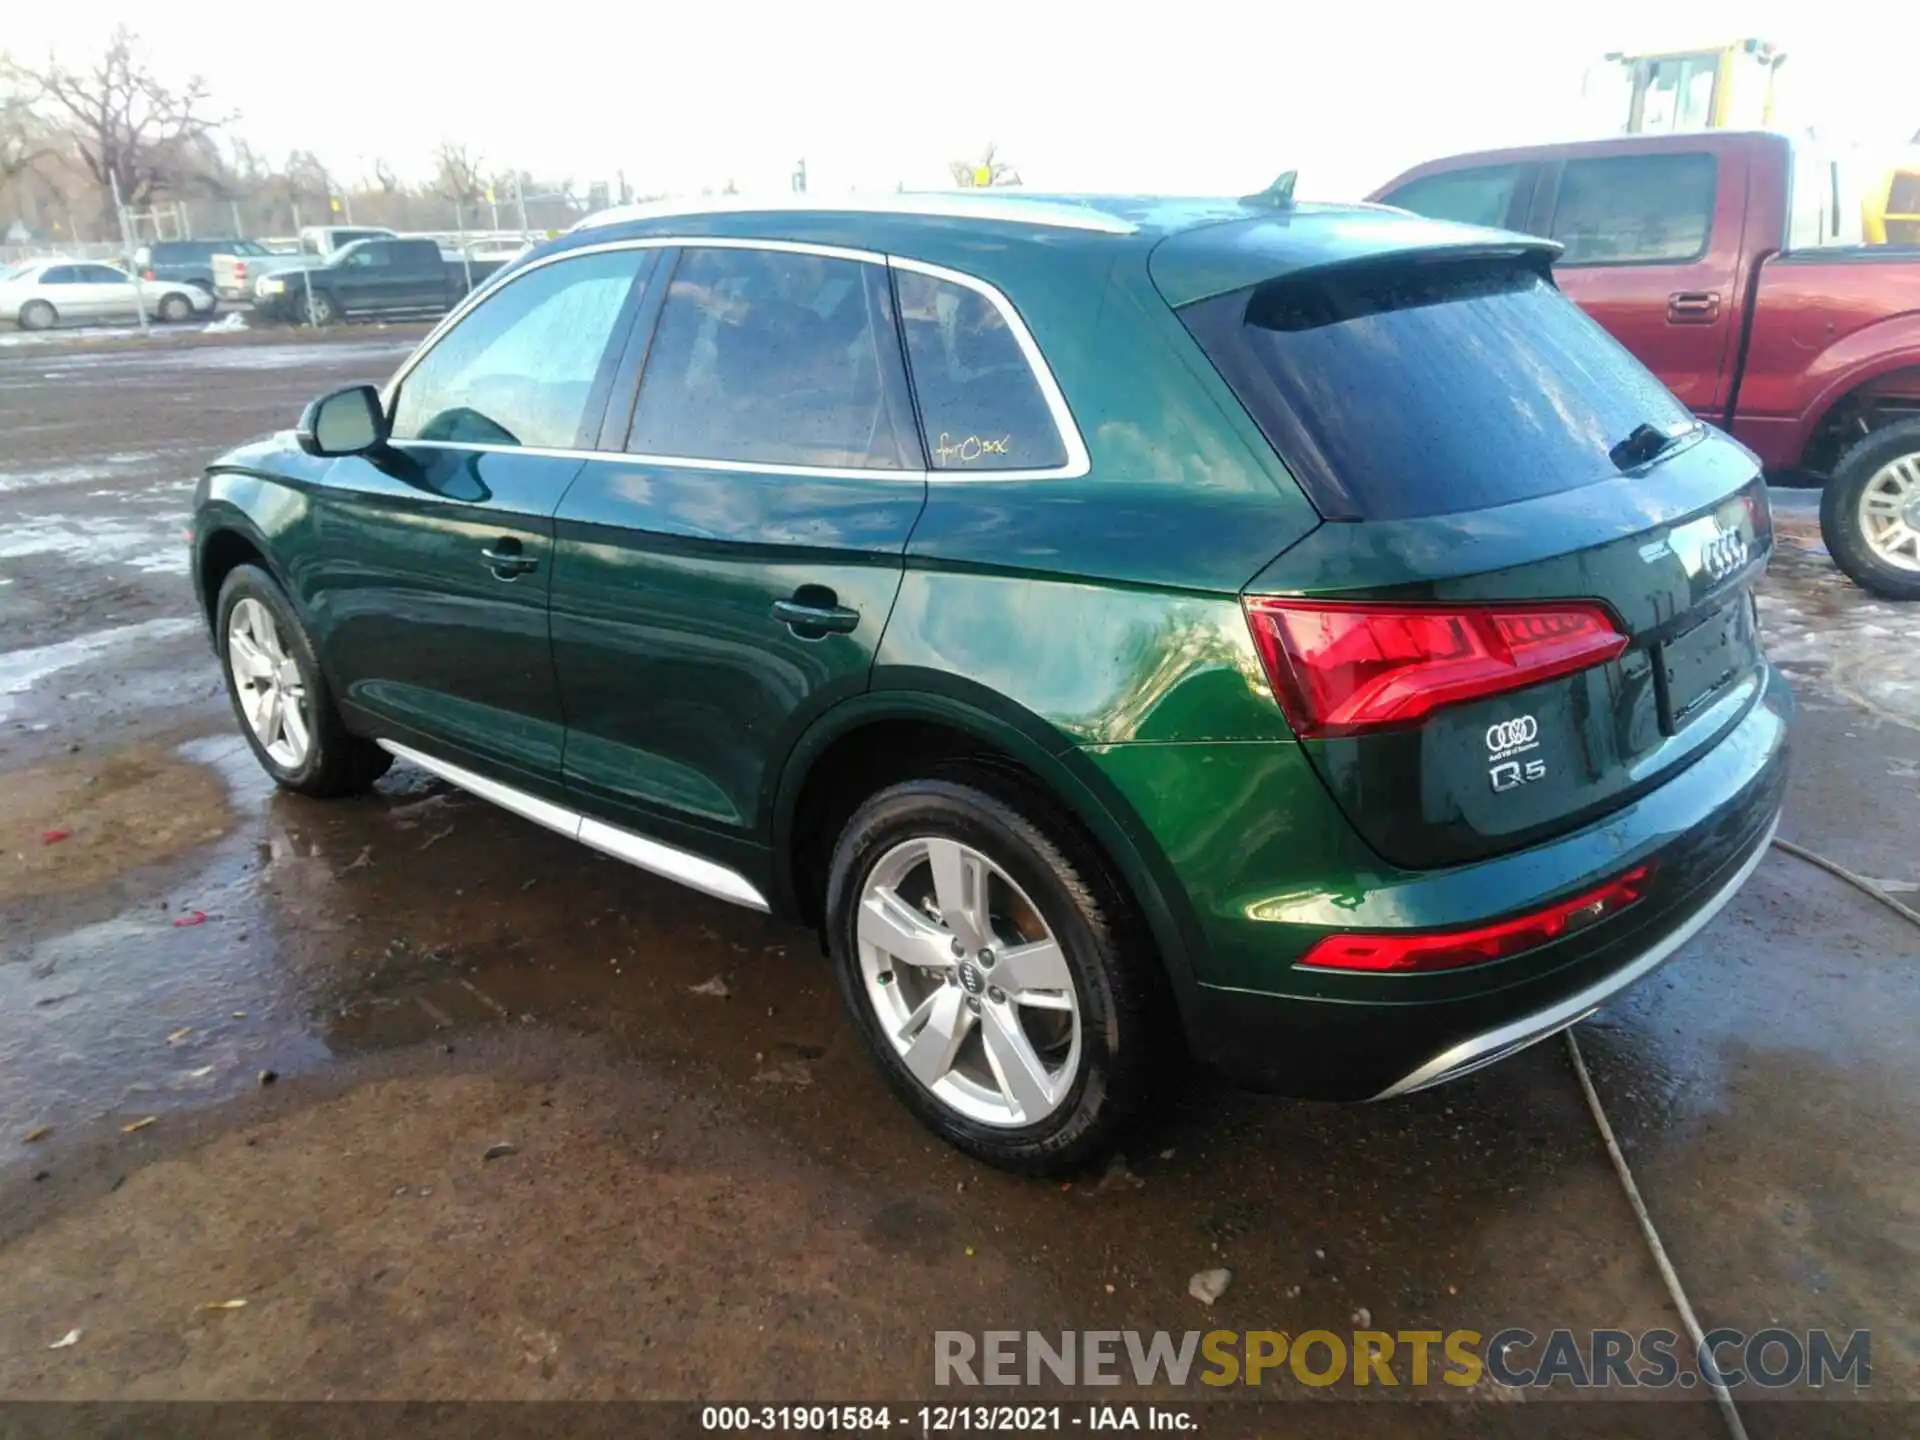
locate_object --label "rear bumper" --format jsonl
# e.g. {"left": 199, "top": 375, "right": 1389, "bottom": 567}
{"left": 1371, "top": 810, "right": 1775, "bottom": 1097}
{"left": 1104, "top": 663, "right": 1791, "bottom": 1100}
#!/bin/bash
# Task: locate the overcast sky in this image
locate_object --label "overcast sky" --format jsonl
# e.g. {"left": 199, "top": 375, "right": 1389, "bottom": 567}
{"left": 7, "top": 2, "right": 1916, "bottom": 200}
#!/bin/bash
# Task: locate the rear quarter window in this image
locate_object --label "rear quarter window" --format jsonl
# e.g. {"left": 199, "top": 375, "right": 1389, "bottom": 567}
{"left": 894, "top": 268, "right": 1066, "bottom": 471}
{"left": 1179, "top": 257, "right": 1694, "bottom": 521}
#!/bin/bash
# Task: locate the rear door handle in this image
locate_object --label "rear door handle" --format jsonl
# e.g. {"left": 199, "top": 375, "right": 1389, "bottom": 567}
{"left": 481, "top": 541, "right": 539, "bottom": 579}
{"left": 1667, "top": 291, "right": 1721, "bottom": 324}
{"left": 772, "top": 594, "right": 860, "bottom": 637}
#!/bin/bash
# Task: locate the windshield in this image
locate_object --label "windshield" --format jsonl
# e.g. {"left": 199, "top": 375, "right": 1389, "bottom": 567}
{"left": 1180, "top": 258, "right": 1695, "bottom": 520}
{"left": 0, "top": 262, "right": 34, "bottom": 282}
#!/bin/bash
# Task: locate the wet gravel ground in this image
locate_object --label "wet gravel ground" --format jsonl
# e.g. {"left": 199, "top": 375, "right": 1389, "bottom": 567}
{"left": 0, "top": 338, "right": 1914, "bottom": 1431}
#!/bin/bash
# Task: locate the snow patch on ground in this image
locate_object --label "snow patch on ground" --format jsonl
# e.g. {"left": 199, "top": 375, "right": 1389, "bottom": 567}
{"left": 0, "top": 617, "right": 199, "bottom": 719}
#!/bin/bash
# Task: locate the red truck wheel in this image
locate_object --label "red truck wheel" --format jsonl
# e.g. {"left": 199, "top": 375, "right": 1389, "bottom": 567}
{"left": 1821, "top": 419, "right": 1920, "bottom": 601}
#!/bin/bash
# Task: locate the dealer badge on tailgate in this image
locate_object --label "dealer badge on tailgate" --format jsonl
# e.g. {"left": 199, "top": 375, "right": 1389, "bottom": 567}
{"left": 1487, "top": 715, "right": 1546, "bottom": 793}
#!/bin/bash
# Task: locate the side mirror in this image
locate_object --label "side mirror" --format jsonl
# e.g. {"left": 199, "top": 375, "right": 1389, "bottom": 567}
{"left": 296, "top": 384, "right": 390, "bottom": 457}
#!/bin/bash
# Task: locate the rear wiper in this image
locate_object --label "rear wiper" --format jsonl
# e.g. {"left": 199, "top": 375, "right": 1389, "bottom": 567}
{"left": 1610, "top": 419, "right": 1696, "bottom": 472}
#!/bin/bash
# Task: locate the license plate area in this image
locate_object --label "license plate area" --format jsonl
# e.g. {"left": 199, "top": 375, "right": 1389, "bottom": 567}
{"left": 1655, "top": 596, "right": 1753, "bottom": 735}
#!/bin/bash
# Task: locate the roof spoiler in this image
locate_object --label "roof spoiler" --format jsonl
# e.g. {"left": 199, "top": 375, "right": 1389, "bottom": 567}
{"left": 1239, "top": 170, "right": 1298, "bottom": 209}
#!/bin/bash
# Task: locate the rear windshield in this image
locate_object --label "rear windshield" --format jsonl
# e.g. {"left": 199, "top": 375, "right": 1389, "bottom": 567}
{"left": 1180, "top": 258, "right": 1694, "bottom": 520}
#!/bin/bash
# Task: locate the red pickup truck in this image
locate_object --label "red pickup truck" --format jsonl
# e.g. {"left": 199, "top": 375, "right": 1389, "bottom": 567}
{"left": 1372, "top": 130, "right": 1920, "bottom": 600}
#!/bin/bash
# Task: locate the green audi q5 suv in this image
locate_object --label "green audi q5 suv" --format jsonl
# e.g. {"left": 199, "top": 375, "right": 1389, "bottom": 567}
{"left": 191, "top": 191, "right": 1789, "bottom": 1171}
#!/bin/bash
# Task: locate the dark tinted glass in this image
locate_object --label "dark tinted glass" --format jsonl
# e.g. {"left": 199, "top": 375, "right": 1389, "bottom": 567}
{"left": 391, "top": 249, "right": 646, "bottom": 450}
{"left": 1550, "top": 153, "right": 1716, "bottom": 264}
{"left": 81, "top": 265, "right": 127, "bottom": 283}
{"left": 629, "top": 247, "right": 915, "bottom": 470}
{"left": 895, "top": 269, "right": 1065, "bottom": 470}
{"left": 40, "top": 266, "right": 80, "bottom": 284}
{"left": 1381, "top": 165, "right": 1523, "bottom": 229}
{"left": 1182, "top": 259, "right": 1694, "bottom": 521}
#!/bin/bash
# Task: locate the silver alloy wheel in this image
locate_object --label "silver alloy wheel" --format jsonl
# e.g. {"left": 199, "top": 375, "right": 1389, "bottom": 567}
{"left": 856, "top": 836, "right": 1082, "bottom": 1128}
{"left": 226, "top": 597, "right": 312, "bottom": 769}
{"left": 1858, "top": 454, "right": 1920, "bottom": 572}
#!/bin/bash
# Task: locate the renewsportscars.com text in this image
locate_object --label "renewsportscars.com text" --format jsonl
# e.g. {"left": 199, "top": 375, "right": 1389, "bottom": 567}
{"left": 934, "top": 1327, "right": 1871, "bottom": 1391}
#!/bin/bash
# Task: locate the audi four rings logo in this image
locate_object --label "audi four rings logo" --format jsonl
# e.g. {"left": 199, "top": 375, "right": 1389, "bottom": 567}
{"left": 1702, "top": 529, "right": 1748, "bottom": 581}
{"left": 1486, "top": 715, "right": 1539, "bottom": 756}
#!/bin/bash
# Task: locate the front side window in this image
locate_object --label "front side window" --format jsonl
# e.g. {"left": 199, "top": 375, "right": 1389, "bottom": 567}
{"left": 40, "top": 266, "right": 80, "bottom": 285}
{"left": 895, "top": 269, "right": 1065, "bottom": 471}
{"left": 629, "top": 246, "right": 915, "bottom": 470}
{"left": 1550, "top": 153, "right": 1717, "bottom": 265}
{"left": 391, "top": 248, "right": 648, "bottom": 450}
{"left": 1381, "top": 165, "right": 1525, "bottom": 230}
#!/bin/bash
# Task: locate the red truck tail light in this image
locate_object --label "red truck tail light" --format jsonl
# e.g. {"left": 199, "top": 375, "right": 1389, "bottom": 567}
{"left": 234, "top": 261, "right": 248, "bottom": 280}
{"left": 1300, "top": 865, "right": 1652, "bottom": 973}
{"left": 141, "top": 268, "right": 155, "bottom": 280}
{"left": 1242, "top": 598, "right": 1628, "bottom": 739}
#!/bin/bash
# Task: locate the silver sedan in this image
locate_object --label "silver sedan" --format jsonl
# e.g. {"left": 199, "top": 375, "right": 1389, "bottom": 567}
{"left": 0, "top": 259, "right": 218, "bottom": 330}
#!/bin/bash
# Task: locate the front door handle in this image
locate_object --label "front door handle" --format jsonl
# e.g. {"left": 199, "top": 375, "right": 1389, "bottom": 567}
{"left": 772, "top": 591, "right": 860, "bottom": 637}
{"left": 1667, "top": 291, "right": 1722, "bottom": 324}
{"left": 481, "top": 541, "right": 539, "bottom": 579}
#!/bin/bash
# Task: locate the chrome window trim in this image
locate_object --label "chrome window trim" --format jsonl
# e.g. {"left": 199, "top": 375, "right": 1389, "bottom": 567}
{"left": 378, "top": 740, "right": 770, "bottom": 912}
{"left": 381, "top": 236, "right": 1088, "bottom": 486}
{"left": 396, "top": 437, "right": 928, "bottom": 485}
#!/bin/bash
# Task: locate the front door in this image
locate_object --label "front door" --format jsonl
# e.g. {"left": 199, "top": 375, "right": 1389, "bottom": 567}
{"left": 305, "top": 246, "right": 655, "bottom": 790}
{"left": 549, "top": 244, "right": 927, "bottom": 852}
{"left": 1542, "top": 146, "right": 1745, "bottom": 416}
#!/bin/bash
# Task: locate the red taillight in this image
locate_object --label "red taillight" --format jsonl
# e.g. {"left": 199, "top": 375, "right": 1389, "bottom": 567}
{"left": 141, "top": 268, "right": 155, "bottom": 280}
{"left": 234, "top": 261, "right": 248, "bottom": 279}
{"left": 1242, "top": 599, "right": 1628, "bottom": 739}
{"left": 1300, "top": 866, "right": 1652, "bottom": 973}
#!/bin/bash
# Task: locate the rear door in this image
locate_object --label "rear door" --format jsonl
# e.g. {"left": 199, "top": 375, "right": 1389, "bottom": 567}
{"left": 307, "top": 246, "right": 654, "bottom": 788}
{"left": 1538, "top": 146, "right": 1744, "bottom": 415}
{"left": 548, "top": 242, "right": 926, "bottom": 849}
{"left": 1176, "top": 249, "right": 1770, "bottom": 868}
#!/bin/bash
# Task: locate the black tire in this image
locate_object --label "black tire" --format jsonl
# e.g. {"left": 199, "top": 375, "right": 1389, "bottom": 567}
{"left": 157, "top": 292, "right": 193, "bottom": 323}
{"left": 215, "top": 564, "right": 391, "bottom": 797}
{"left": 1820, "top": 419, "right": 1920, "bottom": 601}
{"left": 18, "top": 299, "right": 56, "bottom": 331}
{"left": 305, "top": 289, "right": 338, "bottom": 327}
{"left": 825, "top": 773, "right": 1160, "bottom": 1174}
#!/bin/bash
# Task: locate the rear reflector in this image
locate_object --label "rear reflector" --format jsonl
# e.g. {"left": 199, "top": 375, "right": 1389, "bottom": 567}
{"left": 1300, "top": 865, "right": 1651, "bottom": 973}
{"left": 1243, "top": 598, "right": 1628, "bottom": 739}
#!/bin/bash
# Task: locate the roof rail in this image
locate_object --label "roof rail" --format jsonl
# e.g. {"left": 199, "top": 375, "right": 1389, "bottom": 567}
{"left": 570, "top": 192, "right": 1138, "bottom": 236}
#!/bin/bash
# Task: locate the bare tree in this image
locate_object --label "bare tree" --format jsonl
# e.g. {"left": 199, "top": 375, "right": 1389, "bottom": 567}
{"left": 3, "top": 27, "right": 224, "bottom": 230}
{"left": 949, "top": 141, "right": 1021, "bottom": 189}
{"left": 0, "top": 86, "right": 53, "bottom": 190}
{"left": 432, "top": 141, "right": 486, "bottom": 221}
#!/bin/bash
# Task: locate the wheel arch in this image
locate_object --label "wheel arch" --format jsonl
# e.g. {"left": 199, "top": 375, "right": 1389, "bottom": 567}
{"left": 769, "top": 683, "right": 1208, "bottom": 1006}
{"left": 192, "top": 503, "right": 286, "bottom": 631}
{"left": 1794, "top": 347, "right": 1920, "bottom": 475}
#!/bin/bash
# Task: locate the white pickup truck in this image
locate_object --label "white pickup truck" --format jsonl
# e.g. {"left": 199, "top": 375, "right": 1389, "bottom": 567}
{"left": 211, "top": 226, "right": 398, "bottom": 302}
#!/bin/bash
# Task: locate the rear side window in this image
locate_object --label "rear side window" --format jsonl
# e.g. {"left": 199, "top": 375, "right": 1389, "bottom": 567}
{"left": 894, "top": 269, "right": 1065, "bottom": 471}
{"left": 1549, "top": 153, "right": 1716, "bottom": 264}
{"left": 1380, "top": 165, "right": 1526, "bottom": 230}
{"left": 629, "top": 247, "right": 916, "bottom": 470}
{"left": 1180, "top": 258, "right": 1694, "bottom": 521}
{"left": 391, "top": 248, "right": 649, "bottom": 450}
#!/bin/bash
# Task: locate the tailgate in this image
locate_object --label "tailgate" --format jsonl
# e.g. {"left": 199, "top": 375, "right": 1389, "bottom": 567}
{"left": 1244, "top": 446, "right": 1770, "bottom": 867}
{"left": 1177, "top": 244, "right": 1774, "bottom": 868}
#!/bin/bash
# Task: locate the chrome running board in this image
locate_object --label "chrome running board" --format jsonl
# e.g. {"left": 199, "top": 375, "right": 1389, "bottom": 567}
{"left": 377, "top": 740, "right": 770, "bottom": 913}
